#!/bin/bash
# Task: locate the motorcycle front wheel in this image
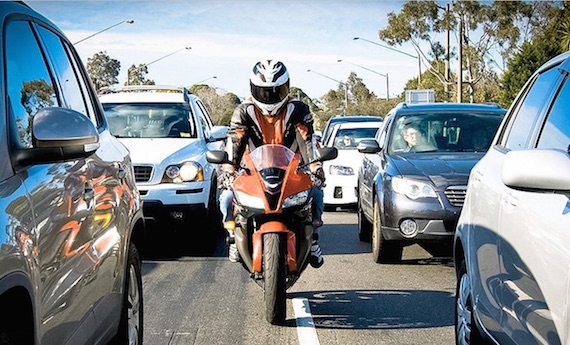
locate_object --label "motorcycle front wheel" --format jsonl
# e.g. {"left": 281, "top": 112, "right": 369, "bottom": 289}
{"left": 263, "top": 232, "right": 287, "bottom": 324}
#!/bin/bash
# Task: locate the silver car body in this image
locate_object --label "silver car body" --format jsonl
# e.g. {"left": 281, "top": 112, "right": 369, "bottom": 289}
{"left": 455, "top": 51, "right": 570, "bottom": 345}
{"left": 0, "top": 2, "right": 144, "bottom": 344}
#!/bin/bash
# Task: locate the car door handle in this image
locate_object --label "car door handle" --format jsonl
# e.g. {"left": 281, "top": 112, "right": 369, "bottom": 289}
{"left": 117, "top": 168, "right": 127, "bottom": 180}
{"left": 83, "top": 181, "right": 94, "bottom": 203}
{"left": 472, "top": 169, "right": 484, "bottom": 182}
{"left": 503, "top": 192, "right": 518, "bottom": 207}
{"left": 114, "top": 162, "right": 127, "bottom": 180}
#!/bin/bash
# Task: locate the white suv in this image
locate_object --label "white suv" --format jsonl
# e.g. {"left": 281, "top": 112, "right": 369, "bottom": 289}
{"left": 454, "top": 51, "right": 570, "bottom": 345}
{"left": 99, "top": 86, "right": 228, "bottom": 236}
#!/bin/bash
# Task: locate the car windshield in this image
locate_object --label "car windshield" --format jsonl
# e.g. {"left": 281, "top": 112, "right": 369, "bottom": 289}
{"left": 388, "top": 112, "right": 503, "bottom": 154}
{"left": 102, "top": 102, "right": 196, "bottom": 138}
{"left": 333, "top": 127, "right": 380, "bottom": 150}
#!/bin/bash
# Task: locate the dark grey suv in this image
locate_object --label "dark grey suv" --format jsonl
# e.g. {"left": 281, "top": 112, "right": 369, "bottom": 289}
{"left": 357, "top": 102, "right": 505, "bottom": 263}
{"left": 0, "top": 2, "right": 145, "bottom": 344}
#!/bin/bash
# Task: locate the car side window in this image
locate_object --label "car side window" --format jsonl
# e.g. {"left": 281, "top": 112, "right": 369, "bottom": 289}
{"left": 537, "top": 76, "right": 570, "bottom": 151}
{"left": 198, "top": 113, "right": 211, "bottom": 139}
{"left": 377, "top": 117, "right": 391, "bottom": 149}
{"left": 6, "top": 20, "right": 57, "bottom": 149}
{"left": 36, "top": 26, "right": 102, "bottom": 128}
{"left": 196, "top": 100, "right": 214, "bottom": 128}
{"left": 503, "top": 67, "right": 561, "bottom": 150}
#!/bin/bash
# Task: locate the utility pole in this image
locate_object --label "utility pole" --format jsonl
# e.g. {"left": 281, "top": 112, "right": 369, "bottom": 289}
{"left": 457, "top": 15, "right": 463, "bottom": 103}
{"left": 445, "top": 4, "right": 450, "bottom": 100}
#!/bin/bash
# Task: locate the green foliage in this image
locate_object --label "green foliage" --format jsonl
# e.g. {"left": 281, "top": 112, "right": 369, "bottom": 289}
{"left": 126, "top": 64, "right": 154, "bottom": 86}
{"left": 86, "top": 51, "right": 120, "bottom": 92}
{"left": 499, "top": 2, "right": 568, "bottom": 108}
{"left": 499, "top": 36, "right": 562, "bottom": 108}
{"left": 190, "top": 85, "right": 242, "bottom": 125}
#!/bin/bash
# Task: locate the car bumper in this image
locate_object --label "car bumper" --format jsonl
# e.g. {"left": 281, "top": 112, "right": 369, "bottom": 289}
{"left": 138, "top": 181, "right": 212, "bottom": 223}
{"left": 323, "top": 174, "right": 357, "bottom": 205}
{"left": 381, "top": 191, "right": 460, "bottom": 242}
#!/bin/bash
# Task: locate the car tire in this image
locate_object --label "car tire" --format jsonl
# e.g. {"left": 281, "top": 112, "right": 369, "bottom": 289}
{"left": 110, "top": 242, "right": 143, "bottom": 345}
{"left": 456, "top": 260, "right": 486, "bottom": 345}
{"left": 371, "top": 199, "right": 402, "bottom": 263}
{"left": 357, "top": 200, "right": 372, "bottom": 242}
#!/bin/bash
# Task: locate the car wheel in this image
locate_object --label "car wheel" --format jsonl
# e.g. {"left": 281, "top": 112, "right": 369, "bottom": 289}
{"left": 456, "top": 260, "right": 486, "bottom": 345}
{"left": 357, "top": 200, "right": 372, "bottom": 242}
{"left": 111, "top": 243, "right": 143, "bottom": 345}
{"left": 371, "top": 199, "right": 402, "bottom": 263}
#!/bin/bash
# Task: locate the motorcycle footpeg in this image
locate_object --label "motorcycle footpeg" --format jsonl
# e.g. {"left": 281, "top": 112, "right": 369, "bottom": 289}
{"left": 226, "top": 236, "right": 235, "bottom": 245}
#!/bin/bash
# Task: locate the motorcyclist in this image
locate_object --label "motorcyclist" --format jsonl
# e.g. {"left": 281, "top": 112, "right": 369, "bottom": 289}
{"left": 219, "top": 59, "right": 325, "bottom": 268}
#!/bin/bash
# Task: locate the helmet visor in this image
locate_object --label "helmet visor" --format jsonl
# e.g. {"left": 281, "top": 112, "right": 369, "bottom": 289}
{"left": 251, "top": 82, "right": 289, "bottom": 105}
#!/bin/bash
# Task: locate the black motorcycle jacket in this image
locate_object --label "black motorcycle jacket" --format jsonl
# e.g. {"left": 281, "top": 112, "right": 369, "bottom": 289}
{"left": 226, "top": 97, "right": 317, "bottom": 167}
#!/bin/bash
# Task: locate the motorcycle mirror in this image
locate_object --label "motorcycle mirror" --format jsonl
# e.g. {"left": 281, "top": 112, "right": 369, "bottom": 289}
{"left": 317, "top": 147, "right": 338, "bottom": 162}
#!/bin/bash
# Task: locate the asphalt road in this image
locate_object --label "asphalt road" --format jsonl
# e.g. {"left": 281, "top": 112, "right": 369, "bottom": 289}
{"left": 141, "top": 209, "right": 457, "bottom": 345}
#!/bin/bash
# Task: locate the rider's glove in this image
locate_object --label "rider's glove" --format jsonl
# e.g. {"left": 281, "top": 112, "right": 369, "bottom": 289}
{"left": 309, "top": 164, "right": 326, "bottom": 188}
{"left": 219, "top": 163, "right": 237, "bottom": 190}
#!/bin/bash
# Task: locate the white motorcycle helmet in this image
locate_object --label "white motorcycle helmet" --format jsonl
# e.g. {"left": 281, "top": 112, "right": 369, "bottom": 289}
{"left": 250, "top": 60, "right": 290, "bottom": 117}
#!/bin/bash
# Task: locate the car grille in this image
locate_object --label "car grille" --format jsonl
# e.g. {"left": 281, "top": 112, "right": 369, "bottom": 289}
{"left": 444, "top": 186, "right": 467, "bottom": 207}
{"left": 134, "top": 166, "right": 153, "bottom": 183}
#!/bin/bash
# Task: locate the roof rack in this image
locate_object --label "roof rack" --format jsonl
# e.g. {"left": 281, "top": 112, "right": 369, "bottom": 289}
{"left": 99, "top": 85, "right": 190, "bottom": 95}
{"left": 483, "top": 102, "right": 502, "bottom": 108}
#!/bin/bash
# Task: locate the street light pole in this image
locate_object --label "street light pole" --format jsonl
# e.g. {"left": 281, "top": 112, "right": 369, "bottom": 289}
{"left": 307, "top": 69, "right": 348, "bottom": 113}
{"left": 127, "top": 46, "right": 191, "bottom": 85}
{"left": 337, "top": 59, "right": 389, "bottom": 100}
{"left": 194, "top": 76, "right": 217, "bottom": 85}
{"left": 145, "top": 46, "right": 192, "bottom": 67}
{"left": 74, "top": 19, "right": 134, "bottom": 45}
{"left": 353, "top": 36, "right": 421, "bottom": 89}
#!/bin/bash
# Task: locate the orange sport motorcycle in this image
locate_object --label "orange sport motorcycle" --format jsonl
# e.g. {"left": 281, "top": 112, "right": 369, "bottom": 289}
{"left": 207, "top": 144, "right": 337, "bottom": 324}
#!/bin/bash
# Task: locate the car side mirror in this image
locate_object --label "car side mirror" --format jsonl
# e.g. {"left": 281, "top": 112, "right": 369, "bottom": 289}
{"left": 501, "top": 149, "right": 570, "bottom": 191}
{"left": 357, "top": 139, "right": 381, "bottom": 154}
{"left": 206, "top": 150, "right": 230, "bottom": 164}
{"left": 14, "top": 107, "right": 99, "bottom": 167}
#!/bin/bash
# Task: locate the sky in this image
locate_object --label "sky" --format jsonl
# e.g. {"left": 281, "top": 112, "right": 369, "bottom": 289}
{"left": 28, "top": 1, "right": 435, "bottom": 101}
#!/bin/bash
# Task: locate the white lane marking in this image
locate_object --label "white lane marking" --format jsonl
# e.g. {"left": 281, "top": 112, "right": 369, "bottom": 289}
{"left": 292, "top": 298, "right": 320, "bottom": 345}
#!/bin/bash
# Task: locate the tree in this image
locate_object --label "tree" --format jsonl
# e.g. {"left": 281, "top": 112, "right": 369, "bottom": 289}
{"left": 126, "top": 64, "right": 154, "bottom": 86}
{"left": 499, "top": 2, "right": 568, "bottom": 107}
{"left": 189, "top": 84, "right": 241, "bottom": 125}
{"left": 86, "top": 51, "right": 120, "bottom": 92}
{"left": 378, "top": 0, "right": 542, "bottom": 103}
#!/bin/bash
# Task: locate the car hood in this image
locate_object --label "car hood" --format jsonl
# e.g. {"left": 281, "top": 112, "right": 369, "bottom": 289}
{"left": 326, "top": 149, "right": 365, "bottom": 169}
{"left": 391, "top": 152, "right": 484, "bottom": 189}
{"left": 118, "top": 138, "right": 204, "bottom": 165}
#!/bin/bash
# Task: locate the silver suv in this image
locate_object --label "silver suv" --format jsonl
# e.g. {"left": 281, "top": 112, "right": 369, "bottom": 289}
{"left": 0, "top": 2, "right": 144, "bottom": 344}
{"left": 454, "top": 51, "right": 570, "bottom": 345}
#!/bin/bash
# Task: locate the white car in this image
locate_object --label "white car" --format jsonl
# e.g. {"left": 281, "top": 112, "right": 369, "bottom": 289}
{"left": 322, "top": 121, "right": 383, "bottom": 207}
{"left": 99, "top": 85, "right": 228, "bottom": 235}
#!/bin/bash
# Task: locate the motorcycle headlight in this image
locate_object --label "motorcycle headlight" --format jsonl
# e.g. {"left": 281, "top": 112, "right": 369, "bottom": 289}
{"left": 234, "top": 191, "right": 265, "bottom": 210}
{"left": 391, "top": 176, "right": 437, "bottom": 200}
{"left": 162, "top": 162, "right": 203, "bottom": 183}
{"left": 329, "top": 165, "right": 354, "bottom": 175}
{"left": 283, "top": 190, "right": 310, "bottom": 208}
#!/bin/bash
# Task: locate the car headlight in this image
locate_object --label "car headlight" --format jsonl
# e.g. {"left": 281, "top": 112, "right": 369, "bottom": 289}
{"left": 283, "top": 190, "right": 310, "bottom": 208}
{"left": 162, "top": 162, "right": 203, "bottom": 183}
{"left": 391, "top": 176, "right": 437, "bottom": 200}
{"left": 234, "top": 191, "right": 265, "bottom": 209}
{"left": 329, "top": 165, "right": 354, "bottom": 175}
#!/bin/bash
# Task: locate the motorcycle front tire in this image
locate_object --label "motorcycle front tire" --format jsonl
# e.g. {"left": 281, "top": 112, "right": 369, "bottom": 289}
{"left": 263, "top": 232, "right": 287, "bottom": 325}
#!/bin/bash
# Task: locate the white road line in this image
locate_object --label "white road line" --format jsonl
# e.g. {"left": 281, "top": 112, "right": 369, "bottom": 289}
{"left": 292, "top": 298, "right": 320, "bottom": 345}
